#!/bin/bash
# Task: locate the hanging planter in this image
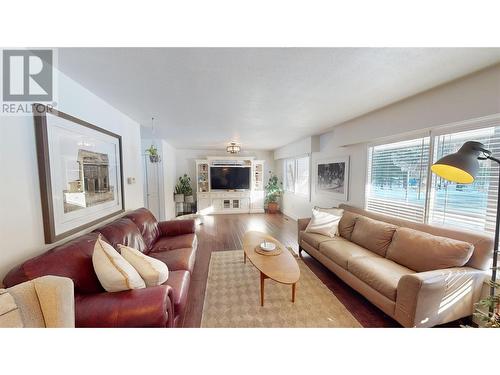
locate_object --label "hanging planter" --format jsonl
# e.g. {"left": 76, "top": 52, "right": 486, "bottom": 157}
{"left": 146, "top": 144, "right": 161, "bottom": 163}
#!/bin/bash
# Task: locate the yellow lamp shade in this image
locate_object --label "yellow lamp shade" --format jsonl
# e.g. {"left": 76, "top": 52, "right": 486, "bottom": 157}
{"left": 430, "top": 164, "right": 475, "bottom": 184}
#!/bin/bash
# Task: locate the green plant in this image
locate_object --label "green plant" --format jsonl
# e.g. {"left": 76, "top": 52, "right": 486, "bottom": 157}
{"left": 264, "top": 172, "right": 283, "bottom": 204}
{"left": 145, "top": 144, "right": 159, "bottom": 157}
{"left": 175, "top": 174, "right": 193, "bottom": 195}
{"left": 473, "top": 278, "right": 500, "bottom": 328}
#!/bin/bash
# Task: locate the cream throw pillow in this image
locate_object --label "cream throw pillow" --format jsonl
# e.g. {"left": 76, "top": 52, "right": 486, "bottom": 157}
{"left": 305, "top": 208, "right": 344, "bottom": 238}
{"left": 118, "top": 244, "right": 169, "bottom": 287}
{"left": 93, "top": 235, "right": 146, "bottom": 292}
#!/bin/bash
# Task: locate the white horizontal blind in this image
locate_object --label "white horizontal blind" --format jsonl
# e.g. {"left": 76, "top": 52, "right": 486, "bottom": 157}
{"left": 366, "top": 137, "right": 430, "bottom": 222}
{"left": 295, "top": 156, "right": 310, "bottom": 196}
{"left": 429, "top": 126, "right": 500, "bottom": 233}
{"left": 284, "top": 158, "right": 295, "bottom": 193}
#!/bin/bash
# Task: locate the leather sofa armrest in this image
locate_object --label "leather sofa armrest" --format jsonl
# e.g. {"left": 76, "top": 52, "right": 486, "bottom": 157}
{"left": 158, "top": 219, "right": 195, "bottom": 237}
{"left": 395, "top": 267, "right": 487, "bottom": 327}
{"left": 297, "top": 218, "right": 311, "bottom": 244}
{"left": 75, "top": 285, "right": 174, "bottom": 328}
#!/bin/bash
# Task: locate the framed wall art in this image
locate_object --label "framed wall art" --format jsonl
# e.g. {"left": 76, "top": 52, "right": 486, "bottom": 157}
{"left": 315, "top": 156, "right": 350, "bottom": 201}
{"left": 34, "top": 104, "right": 124, "bottom": 243}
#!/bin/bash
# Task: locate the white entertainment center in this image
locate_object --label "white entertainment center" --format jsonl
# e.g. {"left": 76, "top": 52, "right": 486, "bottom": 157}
{"left": 196, "top": 156, "right": 265, "bottom": 214}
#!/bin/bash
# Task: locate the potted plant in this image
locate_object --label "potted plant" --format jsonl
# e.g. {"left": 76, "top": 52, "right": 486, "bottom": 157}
{"left": 265, "top": 172, "right": 283, "bottom": 214}
{"left": 145, "top": 144, "right": 160, "bottom": 163}
{"left": 473, "top": 280, "right": 500, "bottom": 328}
{"left": 175, "top": 174, "right": 193, "bottom": 204}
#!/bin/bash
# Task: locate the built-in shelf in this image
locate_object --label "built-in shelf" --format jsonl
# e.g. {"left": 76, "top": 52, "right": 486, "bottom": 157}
{"left": 195, "top": 157, "right": 265, "bottom": 214}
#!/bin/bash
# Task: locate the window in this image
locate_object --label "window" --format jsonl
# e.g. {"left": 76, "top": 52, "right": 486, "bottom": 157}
{"left": 366, "top": 137, "right": 430, "bottom": 222}
{"left": 366, "top": 122, "right": 500, "bottom": 234}
{"left": 283, "top": 156, "right": 310, "bottom": 196}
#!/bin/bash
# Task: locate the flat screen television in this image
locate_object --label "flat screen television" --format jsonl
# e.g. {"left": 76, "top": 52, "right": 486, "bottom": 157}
{"left": 210, "top": 166, "right": 250, "bottom": 190}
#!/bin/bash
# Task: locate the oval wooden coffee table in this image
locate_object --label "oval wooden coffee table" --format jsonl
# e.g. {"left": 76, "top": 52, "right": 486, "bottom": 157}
{"left": 243, "top": 231, "right": 300, "bottom": 306}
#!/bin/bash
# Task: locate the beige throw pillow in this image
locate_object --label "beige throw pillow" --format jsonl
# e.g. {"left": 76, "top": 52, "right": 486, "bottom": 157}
{"left": 118, "top": 244, "right": 169, "bottom": 287}
{"left": 305, "top": 208, "right": 344, "bottom": 238}
{"left": 93, "top": 236, "right": 146, "bottom": 292}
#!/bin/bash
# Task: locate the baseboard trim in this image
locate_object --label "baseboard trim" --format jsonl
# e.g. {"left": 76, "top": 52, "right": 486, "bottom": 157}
{"left": 282, "top": 210, "right": 299, "bottom": 221}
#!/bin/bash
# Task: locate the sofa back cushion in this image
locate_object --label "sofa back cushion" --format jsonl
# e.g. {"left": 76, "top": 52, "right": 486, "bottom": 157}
{"left": 338, "top": 211, "right": 359, "bottom": 241}
{"left": 386, "top": 227, "right": 474, "bottom": 272}
{"left": 2, "top": 232, "right": 105, "bottom": 295}
{"left": 94, "top": 218, "right": 147, "bottom": 252}
{"left": 350, "top": 216, "right": 398, "bottom": 256}
{"left": 339, "top": 203, "right": 493, "bottom": 270}
{"left": 124, "top": 208, "right": 160, "bottom": 250}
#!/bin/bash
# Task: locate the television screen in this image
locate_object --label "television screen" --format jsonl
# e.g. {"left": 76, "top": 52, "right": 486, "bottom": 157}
{"left": 210, "top": 167, "right": 250, "bottom": 190}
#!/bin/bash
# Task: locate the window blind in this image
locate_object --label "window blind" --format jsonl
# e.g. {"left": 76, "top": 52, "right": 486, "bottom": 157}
{"left": 284, "top": 159, "right": 295, "bottom": 192}
{"left": 366, "top": 137, "right": 430, "bottom": 222}
{"left": 429, "top": 127, "right": 500, "bottom": 233}
{"left": 295, "top": 156, "right": 310, "bottom": 196}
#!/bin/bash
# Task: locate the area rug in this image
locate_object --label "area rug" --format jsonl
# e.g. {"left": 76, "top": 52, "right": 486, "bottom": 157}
{"left": 201, "top": 250, "right": 362, "bottom": 327}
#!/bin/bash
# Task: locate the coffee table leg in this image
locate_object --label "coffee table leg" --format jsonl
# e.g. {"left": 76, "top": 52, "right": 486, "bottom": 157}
{"left": 260, "top": 272, "right": 265, "bottom": 306}
{"left": 244, "top": 252, "right": 246, "bottom": 264}
{"left": 292, "top": 283, "right": 296, "bottom": 303}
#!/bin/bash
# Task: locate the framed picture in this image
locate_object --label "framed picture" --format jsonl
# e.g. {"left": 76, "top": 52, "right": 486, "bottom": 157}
{"left": 315, "top": 156, "right": 350, "bottom": 201}
{"left": 34, "top": 104, "right": 124, "bottom": 243}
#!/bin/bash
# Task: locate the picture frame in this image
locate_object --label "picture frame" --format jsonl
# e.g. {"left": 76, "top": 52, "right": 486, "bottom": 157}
{"left": 315, "top": 156, "right": 350, "bottom": 201}
{"left": 34, "top": 104, "right": 124, "bottom": 243}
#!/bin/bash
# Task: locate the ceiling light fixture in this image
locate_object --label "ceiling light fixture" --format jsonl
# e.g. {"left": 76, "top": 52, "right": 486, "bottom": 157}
{"left": 226, "top": 141, "right": 241, "bottom": 154}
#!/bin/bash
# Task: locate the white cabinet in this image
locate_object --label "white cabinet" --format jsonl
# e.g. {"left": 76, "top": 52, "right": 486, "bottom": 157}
{"left": 195, "top": 157, "right": 265, "bottom": 214}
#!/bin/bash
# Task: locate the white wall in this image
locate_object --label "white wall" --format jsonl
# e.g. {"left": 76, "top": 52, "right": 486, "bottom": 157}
{"left": 175, "top": 148, "right": 275, "bottom": 198}
{"left": 0, "top": 71, "right": 144, "bottom": 280}
{"left": 276, "top": 64, "right": 500, "bottom": 219}
{"left": 161, "top": 140, "right": 177, "bottom": 219}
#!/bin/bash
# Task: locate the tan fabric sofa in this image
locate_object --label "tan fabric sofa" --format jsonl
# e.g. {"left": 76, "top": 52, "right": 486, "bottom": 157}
{"left": 0, "top": 276, "right": 74, "bottom": 328}
{"left": 298, "top": 204, "right": 493, "bottom": 327}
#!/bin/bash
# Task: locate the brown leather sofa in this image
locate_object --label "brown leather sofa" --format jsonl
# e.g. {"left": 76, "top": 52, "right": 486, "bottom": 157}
{"left": 298, "top": 204, "right": 493, "bottom": 327}
{"left": 3, "top": 208, "right": 196, "bottom": 328}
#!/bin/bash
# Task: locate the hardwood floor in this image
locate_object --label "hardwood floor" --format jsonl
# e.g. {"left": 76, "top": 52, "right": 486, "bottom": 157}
{"left": 181, "top": 213, "right": 467, "bottom": 328}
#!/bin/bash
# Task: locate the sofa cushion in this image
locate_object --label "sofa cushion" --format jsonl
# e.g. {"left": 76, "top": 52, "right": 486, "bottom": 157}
{"left": 300, "top": 231, "right": 334, "bottom": 249}
{"left": 149, "top": 248, "right": 196, "bottom": 273}
{"left": 95, "top": 218, "right": 147, "bottom": 252}
{"left": 348, "top": 257, "right": 415, "bottom": 301}
{"left": 338, "top": 211, "right": 359, "bottom": 241}
{"left": 305, "top": 208, "right": 343, "bottom": 237}
{"left": 319, "top": 237, "right": 381, "bottom": 270}
{"left": 350, "top": 216, "right": 398, "bottom": 256}
{"left": 386, "top": 227, "right": 474, "bottom": 272}
{"left": 119, "top": 244, "right": 169, "bottom": 286}
{"left": 164, "top": 270, "right": 191, "bottom": 318}
{"left": 150, "top": 233, "right": 197, "bottom": 253}
{"left": 92, "top": 236, "right": 146, "bottom": 292}
{"left": 124, "top": 208, "right": 160, "bottom": 250}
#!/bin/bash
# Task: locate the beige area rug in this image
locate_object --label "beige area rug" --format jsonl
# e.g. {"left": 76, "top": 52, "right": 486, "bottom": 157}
{"left": 201, "top": 250, "right": 362, "bottom": 327}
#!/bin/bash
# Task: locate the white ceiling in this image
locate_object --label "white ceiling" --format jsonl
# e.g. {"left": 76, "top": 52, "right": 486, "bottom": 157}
{"left": 58, "top": 48, "right": 500, "bottom": 150}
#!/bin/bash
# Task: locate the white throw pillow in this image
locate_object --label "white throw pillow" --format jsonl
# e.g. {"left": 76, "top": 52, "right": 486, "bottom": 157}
{"left": 305, "top": 208, "right": 344, "bottom": 238}
{"left": 118, "top": 244, "right": 169, "bottom": 287}
{"left": 92, "top": 236, "right": 146, "bottom": 292}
